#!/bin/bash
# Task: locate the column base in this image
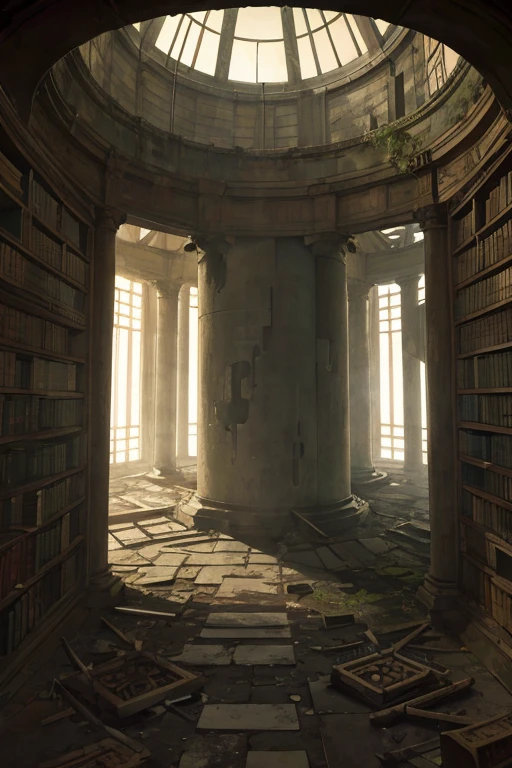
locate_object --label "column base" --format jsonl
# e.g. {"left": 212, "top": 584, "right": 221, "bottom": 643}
{"left": 87, "top": 569, "right": 125, "bottom": 608}
{"left": 351, "top": 468, "right": 387, "bottom": 489}
{"left": 176, "top": 494, "right": 369, "bottom": 542}
{"left": 150, "top": 465, "right": 183, "bottom": 481}
{"left": 416, "top": 573, "right": 465, "bottom": 632}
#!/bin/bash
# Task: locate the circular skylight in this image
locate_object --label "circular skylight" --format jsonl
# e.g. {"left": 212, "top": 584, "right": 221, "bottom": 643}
{"left": 132, "top": 8, "right": 397, "bottom": 84}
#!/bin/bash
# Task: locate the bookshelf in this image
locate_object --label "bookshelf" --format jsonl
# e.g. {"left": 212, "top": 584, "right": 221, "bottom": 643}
{"left": 451, "top": 147, "right": 512, "bottom": 638}
{"left": 0, "top": 150, "right": 90, "bottom": 671}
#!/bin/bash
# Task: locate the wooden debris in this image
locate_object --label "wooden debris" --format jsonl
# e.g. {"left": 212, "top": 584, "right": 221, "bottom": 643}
{"left": 62, "top": 650, "right": 204, "bottom": 719}
{"left": 376, "top": 737, "right": 440, "bottom": 766}
{"left": 440, "top": 712, "right": 512, "bottom": 768}
{"left": 290, "top": 510, "right": 329, "bottom": 538}
{"left": 322, "top": 613, "right": 355, "bottom": 629}
{"left": 364, "top": 629, "right": 381, "bottom": 648}
{"left": 314, "top": 640, "right": 364, "bottom": 653}
{"left": 101, "top": 616, "right": 136, "bottom": 648}
{"left": 370, "top": 676, "right": 475, "bottom": 728}
{"left": 389, "top": 622, "right": 430, "bottom": 653}
{"left": 37, "top": 738, "right": 149, "bottom": 767}
{"left": 404, "top": 706, "right": 474, "bottom": 725}
{"left": 114, "top": 607, "right": 176, "bottom": 619}
{"left": 41, "top": 707, "right": 76, "bottom": 726}
{"left": 331, "top": 650, "right": 434, "bottom": 707}
{"left": 407, "top": 644, "right": 469, "bottom": 653}
{"left": 60, "top": 637, "right": 92, "bottom": 679}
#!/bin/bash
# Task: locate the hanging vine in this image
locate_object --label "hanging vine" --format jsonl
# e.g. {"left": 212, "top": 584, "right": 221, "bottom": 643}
{"left": 367, "top": 125, "right": 423, "bottom": 174}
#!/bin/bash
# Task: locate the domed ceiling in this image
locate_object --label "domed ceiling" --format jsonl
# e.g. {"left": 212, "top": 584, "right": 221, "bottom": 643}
{"left": 132, "top": 8, "right": 397, "bottom": 84}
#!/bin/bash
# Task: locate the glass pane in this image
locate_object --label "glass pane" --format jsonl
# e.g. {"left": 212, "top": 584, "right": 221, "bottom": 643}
{"left": 189, "top": 10, "right": 206, "bottom": 23}
{"left": 189, "top": 302, "right": 198, "bottom": 456}
{"left": 156, "top": 16, "right": 183, "bottom": 54}
{"left": 324, "top": 11, "right": 340, "bottom": 22}
{"left": 306, "top": 8, "right": 324, "bottom": 31}
{"left": 375, "top": 19, "right": 390, "bottom": 35}
{"left": 391, "top": 318, "right": 401, "bottom": 331}
{"left": 195, "top": 29, "right": 221, "bottom": 76}
{"left": 313, "top": 28, "right": 338, "bottom": 73}
{"left": 381, "top": 425, "right": 391, "bottom": 435}
{"left": 382, "top": 437, "right": 392, "bottom": 447}
{"left": 133, "top": 22, "right": 141, "bottom": 32}
{"left": 129, "top": 449, "right": 139, "bottom": 461}
{"left": 297, "top": 35, "right": 317, "bottom": 79}
{"left": 380, "top": 331, "right": 390, "bottom": 424}
{"left": 328, "top": 17, "right": 358, "bottom": 65}
{"left": 394, "top": 450, "right": 405, "bottom": 461}
{"left": 235, "top": 7, "right": 283, "bottom": 40}
{"left": 258, "top": 41, "right": 287, "bottom": 82}
{"left": 180, "top": 20, "right": 201, "bottom": 67}
{"left": 293, "top": 8, "right": 307, "bottom": 36}
{"left": 444, "top": 46, "right": 459, "bottom": 77}
{"left": 130, "top": 427, "right": 139, "bottom": 437}
{"left": 117, "top": 440, "right": 127, "bottom": 451}
{"left": 345, "top": 14, "right": 368, "bottom": 54}
{"left": 133, "top": 282, "right": 143, "bottom": 294}
{"left": 171, "top": 17, "right": 191, "bottom": 60}
{"left": 229, "top": 39, "right": 257, "bottom": 83}
{"left": 381, "top": 448, "right": 392, "bottom": 459}
{"left": 207, "top": 9, "right": 224, "bottom": 33}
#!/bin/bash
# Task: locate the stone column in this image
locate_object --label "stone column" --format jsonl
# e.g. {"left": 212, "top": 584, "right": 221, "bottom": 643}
{"left": 88, "top": 206, "right": 125, "bottom": 593}
{"left": 187, "top": 234, "right": 363, "bottom": 539}
{"left": 397, "top": 275, "right": 424, "bottom": 473}
{"left": 153, "top": 281, "right": 180, "bottom": 475}
{"left": 415, "top": 205, "right": 459, "bottom": 616}
{"left": 369, "top": 285, "right": 381, "bottom": 461}
{"left": 177, "top": 284, "right": 190, "bottom": 462}
{"left": 348, "top": 278, "right": 375, "bottom": 483}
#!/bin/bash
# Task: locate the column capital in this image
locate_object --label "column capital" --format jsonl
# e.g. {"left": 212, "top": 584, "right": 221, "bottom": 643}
{"left": 396, "top": 273, "right": 422, "bottom": 289}
{"left": 196, "top": 235, "right": 233, "bottom": 294}
{"left": 94, "top": 205, "right": 126, "bottom": 232}
{"left": 194, "top": 234, "right": 233, "bottom": 256}
{"left": 348, "top": 277, "right": 373, "bottom": 301}
{"left": 304, "top": 231, "right": 354, "bottom": 260}
{"left": 155, "top": 280, "right": 181, "bottom": 299}
{"left": 413, "top": 203, "right": 448, "bottom": 231}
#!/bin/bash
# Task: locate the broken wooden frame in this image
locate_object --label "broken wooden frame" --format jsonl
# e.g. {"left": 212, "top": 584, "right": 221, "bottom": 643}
{"left": 38, "top": 738, "right": 149, "bottom": 768}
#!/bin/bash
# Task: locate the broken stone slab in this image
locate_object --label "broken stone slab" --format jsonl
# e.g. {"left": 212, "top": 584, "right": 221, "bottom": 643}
{"left": 113, "top": 528, "right": 150, "bottom": 544}
{"left": 107, "top": 534, "right": 123, "bottom": 550}
{"left": 152, "top": 553, "right": 188, "bottom": 567}
{"left": 137, "top": 516, "right": 171, "bottom": 527}
{"left": 170, "top": 644, "right": 233, "bottom": 666}
{"left": 248, "top": 554, "right": 279, "bottom": 564}
{"left": 178, "top": 566, "right": 202, "bottom": 579}
{"left": 135, "top": 566, "right": 179, "bottom": 585}
{"left": 109, "top": 550, "right": 151, "bottom": 566}
{"left": 186, "top": 553, "right": 247, "bottom": 566}
{"left": 195, "top": 565, "right": 281, "bottom": 585}
{"left": 213, "top": 541, "right": 251, "bottom": 553}
{"left": 339, "top": 540, "right": 378, "bottom": 565}
{"left": 197, "top": 704, "right": 299, "bottom": 731}
{"left": 246, "top": 752, "right": 310, "bottom": 768}
{"left": 329, "top": 542, "right": 365, "bottom": 570}
{"left": 201, "top": 627, "right": 291, "bottom": 640}
{"left": 358, "top": 538, "right": 397, "bottom": 556}
{"left": 216, "top": 578, "right": 280, "bottom": 598}
{"left": 206, "top": 613, "right": 289, "bottom": 628}
{"left": 144, "top": 524, "right": 182, "bottom": 535}
{"left": 284, "top": 550, "right": 324, "bottom": 569}
{"left": 233, "top": 645, "right": 296, "bottom": 666}
{"left": 316, "top": 547, "right": 345, "bottom": 571}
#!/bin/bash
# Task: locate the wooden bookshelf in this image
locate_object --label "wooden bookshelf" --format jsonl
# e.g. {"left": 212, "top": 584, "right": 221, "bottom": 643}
{"left": 452, "top": 149, "right": 512, "bottom": 640}
{"left": 0, "top": 153, "right": 90, "bottom": 668}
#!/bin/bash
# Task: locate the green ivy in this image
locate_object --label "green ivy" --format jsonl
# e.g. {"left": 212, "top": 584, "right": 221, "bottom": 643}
{"left": 368, "top": 125, "right": 422, "bottom": 174}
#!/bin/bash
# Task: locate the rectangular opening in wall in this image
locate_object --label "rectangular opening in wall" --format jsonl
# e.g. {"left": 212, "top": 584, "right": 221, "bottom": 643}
{"left": 378, "top": 283, "right": 404, "bottom": 461}
{"left": 110, "top": 276, "right": 143, "bottom": 464}
{"left": 188, "top": 286, "right": 198, "bottom": 457}
{"left": 418, "top": 275, "right": 428, "bottom": 464}
{"left": 394, "top": 72, "right": 405, "bottom": 119}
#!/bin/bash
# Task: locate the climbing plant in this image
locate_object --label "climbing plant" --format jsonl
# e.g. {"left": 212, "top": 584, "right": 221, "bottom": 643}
{"left": 368, "top": 125, "right": 423, "bottom": 174}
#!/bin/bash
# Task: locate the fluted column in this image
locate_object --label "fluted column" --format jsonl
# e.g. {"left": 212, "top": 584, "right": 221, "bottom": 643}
{"left": 415, "top": 204, "right": 459, "bottom": 616}
{"left": 348, "top": 278, "right": 375, "bottom": 483}
{"left": 153, "top": 281, "right": 180, "bottom": 475}
{"left": 177, "top": 284, "right": 190, "bottom": 461}
{"left": 397, "top": 275, "right": 423, "bottom": 473}
{"left": 89, "top": 206, "right": 125, "bottom": 590}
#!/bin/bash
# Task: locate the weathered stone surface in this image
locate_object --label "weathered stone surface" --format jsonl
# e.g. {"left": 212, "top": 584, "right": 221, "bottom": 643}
{"left": 206, "top": 613, "right": 289, "bottom": 628}
{"left": 216, "top": 579, "right": 280, "bottom": 598}
{"left": 113, "top": 527, "right": 149, "bottom": 543}
{"left": 197, "top": 704, "right": 299, "bottom": 731}
{"left": 214, "top": 541, "right": 251, "bottom": 553}
{"left": 233, "top": 645, "right": 295, "bottom": 666}
{"left": 246, "top": 752, "right": 309, "bottom": 768}
{"left": 135, "top": 566, "right": 178, "bottom": 584}
{"left": 170, "top": 644, "right": 233, "bottom": 665}
{"left": 358, "top": 538, "right": 396, "bottom": 555}
{"left": 186, "top": 553, "right": 247, "bottom": 566}
{"left": 152, "top": 553, "right": 188, "bottom": 567}
{"left": 108, "top": 549, "right": 151, "bottom": 566}
{"left": 248, "top": 554, "right": 279, "bottom": 564}
{"left": 316, "top": 546, "right": 345, "bottom": 570}
{"left": 201, "top": 627, "right": 291, "bottom": 639}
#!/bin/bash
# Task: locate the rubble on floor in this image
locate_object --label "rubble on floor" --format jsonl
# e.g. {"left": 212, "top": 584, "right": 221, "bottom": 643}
{"left": 2, "top": 468, "right": 512, "bottom": 768}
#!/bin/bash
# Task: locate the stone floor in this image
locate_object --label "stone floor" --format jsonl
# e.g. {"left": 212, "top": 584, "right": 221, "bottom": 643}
{"left": 2, "top": 466, "right": 511, "bottom": 767}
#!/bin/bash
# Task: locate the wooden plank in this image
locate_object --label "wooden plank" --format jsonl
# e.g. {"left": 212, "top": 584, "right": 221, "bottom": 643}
{"left": 404, "top": 706, "right": 474, "bottom": 725}
{"left": 370, "top": 677, "right": 475, "bottom": 728}
{"left": 390, "top": 622, "right": 430, "bottom": 653}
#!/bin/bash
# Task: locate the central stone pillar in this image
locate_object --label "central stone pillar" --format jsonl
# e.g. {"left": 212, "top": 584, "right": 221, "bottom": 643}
{"left": 153, "top": 281, "right": 180, "bottom": 475}
{"left": 397, "top": 275, "right": 424, "bottom": 473}
{"left": 177, "top": 284, "right": 190, "bottom": 462}
{"left": 182, "top": 235, "right": 363, "bottom": 538}
{"left": 415, "top": 205, "right": 459, "bottom": 621}
{"left": 348, "top": 278, "right": 377, "bottom": 484}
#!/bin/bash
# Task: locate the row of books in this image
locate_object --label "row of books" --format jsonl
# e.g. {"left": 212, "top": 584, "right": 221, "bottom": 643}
{"left": 63, "top": 249, "right": 87, "bottom": 286}
{"left": 485, "top": 171, "right": 512, "bottom": 222}
{"left": 457, "top": 349, "right": 512, "bottom": 389}
{"left": 460, "top": 430, "right": 512, "bottom": 469}
{"left": 454, "top": 219, "right": 512, "bottom": 284}
{"left": 458, "top": 306, "right": 512, "bottom": 354}
{"left": 0, "top": 243, "right": 86, "bottom": 313}
{"left": 31, "top": 227, "right": 62, "bottom": 271}
{"left": 0, "top": 303, "right": 69, "bottom": 355}
{"left": 33, "top": 358, "right": 77, "bottom": 391}
{"left": 459, "top": 394, "right": 512, "bottom": 427}
{"left": 1, "top": 472, "right": 85, "bottom": 528}
{"left": 0, "top": 550, "right": 79, "bottom": 657}
{"left": 61, "top": 209, "right": 83, "bottom": 251}
{"left": 0, "top": 395, "right": 83, "bottom": 437}
{"left": 461, "top": 489, "right": 512, "bottom": 546}
{"left": 0, "top": 434, "right": 83, "bottom": 488}
{"left": 462, "top": 461, "right": 512, "bottom": 503}
{"left": 31, "top": 180, "right": 59, "bottom": 232}
{"left": 453, "top": 209, "right": 474, "bottom": 248}
{"left": 0, "top": 506, "right": 80, "bottom": 601}
{"left": 455, "top": 265, "right": 512, "bottom": 318}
